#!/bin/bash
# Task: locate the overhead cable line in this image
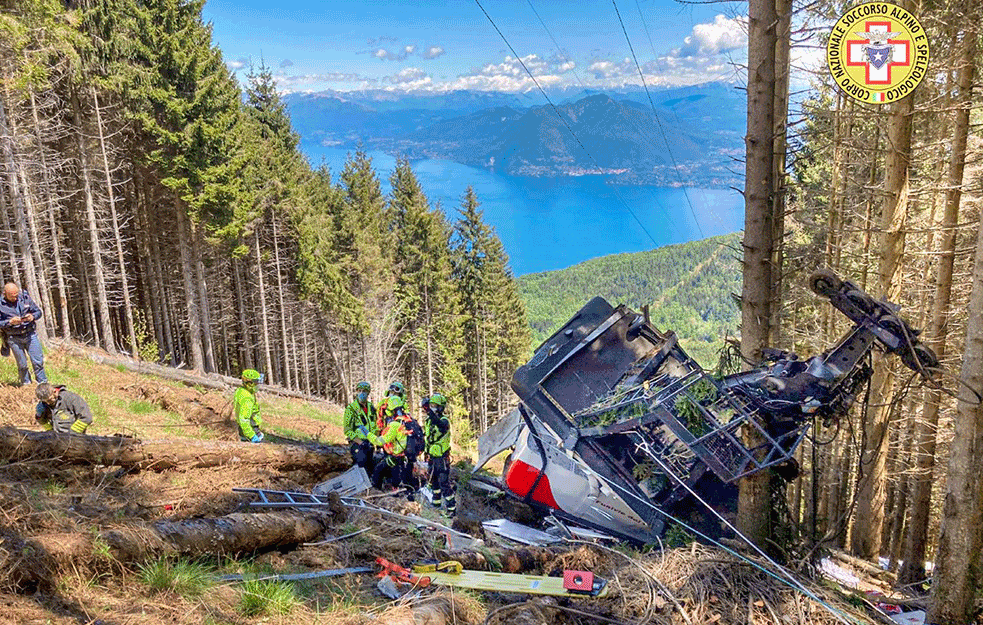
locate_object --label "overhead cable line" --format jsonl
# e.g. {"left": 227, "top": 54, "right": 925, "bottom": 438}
{"left": 472, "top": 0, "right": 675, "bottom": 245}
{"left": 524, "top": 0, "right": 680, "bottom": 228}
{"left": 612, "top": 0, "right": 709, "bottom": 238}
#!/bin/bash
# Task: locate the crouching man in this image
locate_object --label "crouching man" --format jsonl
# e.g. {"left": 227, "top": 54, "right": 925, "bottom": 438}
{"left": 35, "top": 383, "right": 93, "bottom": 434}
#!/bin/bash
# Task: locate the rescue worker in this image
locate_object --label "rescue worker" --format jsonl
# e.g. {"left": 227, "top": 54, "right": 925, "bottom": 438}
{"left": 376, "top": 380, "right": 406, "bottom": 433}
{"left": 235, "top": 369, "right": 266, "bottom": 442}
{"left": 423, "top": 393, "right": 455, "bottom": 515}
{"left": 343, "top": 381, "right": 377, "bottom": 473}
{"left": 35, "top": 383, "right": 93, "bottom": 434}
{"left": 399, "top": 406, "right": 425, "bottom": 501}
{"left": 368, "top": 394, "right": 409, "bottom": 491}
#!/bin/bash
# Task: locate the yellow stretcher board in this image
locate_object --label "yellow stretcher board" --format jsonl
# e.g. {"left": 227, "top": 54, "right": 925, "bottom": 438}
{"left": 410, "top": 562, "right": 609, "bottom": 597}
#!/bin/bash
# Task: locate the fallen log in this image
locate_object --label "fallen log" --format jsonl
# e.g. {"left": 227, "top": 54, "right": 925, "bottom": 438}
{"left": 103, "top": 507, "right": 343, "bottom": 561}
{"left": 436, "top": 545, "right": 557, "bottom": 573}
{"left": 0, "top": 427, "right": 351, "bottom": 476}
{"left": 829, "top": 549, "right": 896, "bottom": 582}
{"left": 22, "top": 507, "right": 345, "bottom": 570}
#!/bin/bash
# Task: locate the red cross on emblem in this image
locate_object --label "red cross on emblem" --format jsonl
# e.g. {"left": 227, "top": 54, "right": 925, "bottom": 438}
{"left": 846, "top": 21, "right": 910, "bottom": 85}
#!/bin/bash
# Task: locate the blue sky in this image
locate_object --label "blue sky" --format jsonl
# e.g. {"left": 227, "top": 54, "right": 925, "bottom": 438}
{"left": 201, "top": 0, "right": 753, "bottom": 93}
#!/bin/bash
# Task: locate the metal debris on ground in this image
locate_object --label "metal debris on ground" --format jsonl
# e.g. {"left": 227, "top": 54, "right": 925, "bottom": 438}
{"left": 218, "top": 567, "right": 374, "bottom": 582}
{"left": 312, "top": 465, "right": 372, "bottom": 497}
{"left": 482, "top": 518, "right": 560, "bottom": 546}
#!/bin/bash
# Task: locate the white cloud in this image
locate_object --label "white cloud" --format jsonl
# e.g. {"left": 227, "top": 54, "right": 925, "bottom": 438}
{"left": 676, "top": 14, "right": 748, "bottom": 57}
{"left": 383, "top": 67, "right": 429, "bottom": 84}
{"left": 228, "top": 57, "right": 250, "bottom": 71}
{"left": 275, "top": 72, "right": 373, "bottom": 90}
{"left": 423, "top": 45, "right": 445, "bottom": 60}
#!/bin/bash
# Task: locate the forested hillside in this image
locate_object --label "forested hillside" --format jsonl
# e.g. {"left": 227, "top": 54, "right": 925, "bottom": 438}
{"left": 0, "top": 0, "right": 529, "bottom": 434}
{"left": 520, "top": 233, "right": 741, "bottom": 365}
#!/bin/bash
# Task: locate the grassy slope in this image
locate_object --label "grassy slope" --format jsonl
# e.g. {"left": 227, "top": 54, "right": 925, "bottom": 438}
{"left": 0, "top": 348, "right": 346, "bottom": 444}
{"left": 518, "top": 233, "right": 743, "bottom": 367}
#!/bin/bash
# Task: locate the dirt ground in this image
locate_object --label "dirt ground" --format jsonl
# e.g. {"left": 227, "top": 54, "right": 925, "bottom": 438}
{"left": 0, "top": 343, "right": 903, "bottom": 625}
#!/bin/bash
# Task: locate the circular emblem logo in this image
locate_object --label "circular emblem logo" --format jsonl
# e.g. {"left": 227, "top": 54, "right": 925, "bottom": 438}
{"left": 825, "top": 2, "right": 930, "bottom": 104}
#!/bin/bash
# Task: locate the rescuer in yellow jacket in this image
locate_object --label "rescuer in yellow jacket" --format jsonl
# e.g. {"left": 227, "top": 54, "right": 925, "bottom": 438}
{"left": 423, "top": 393, "right": 455, "bottom": 515}
{"left": 235, "top": 369, "right": 266, "bottom": 442}
{"left": 368, "top": 394, "right": 409, "bottom": 490}
{"left": 344, "top": 381, "right": 377, "bottom": 473}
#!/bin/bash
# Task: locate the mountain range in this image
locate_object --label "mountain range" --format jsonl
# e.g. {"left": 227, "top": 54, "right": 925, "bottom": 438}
{"left": 285, "top": 83, "right": 746, "bottom": 188}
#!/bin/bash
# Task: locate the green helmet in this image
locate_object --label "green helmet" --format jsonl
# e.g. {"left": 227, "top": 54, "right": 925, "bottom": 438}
{"left": 430, "top": 393, "right": 447, "bottom": 408}
{"left": 242, "top": 369, "right": 263, "bottom": 383}
{"left": 388, "top": 381, "right": 405, "bottom": 396}
{"left": 387, "top": 394, "right": 406, "bottom": 411}
{"left": 355, "top": 381, "right": 371, "bottom": 393}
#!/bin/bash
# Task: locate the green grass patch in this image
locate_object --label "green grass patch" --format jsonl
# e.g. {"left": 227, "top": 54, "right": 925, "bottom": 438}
{"left": 129, "top": 400, "right": 155, "bottom": 414}
{"left": 139, "top": 558, "right": 213, "bottom": 599}
{"left": 238, "top": 579, "right": 299, "bottom": 617}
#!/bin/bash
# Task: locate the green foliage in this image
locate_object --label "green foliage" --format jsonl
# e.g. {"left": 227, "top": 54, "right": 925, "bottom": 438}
{"left": 132, "top": 308, "right": 160, "bottom": 362}
{"left": 139, "top": 557, "right": 213, "bottom": 599}
{"left": 238, "top": 579, "right": 299, "bottom": 617}
{"left": 663, "top": 523, "right": 696, "bottom": 548}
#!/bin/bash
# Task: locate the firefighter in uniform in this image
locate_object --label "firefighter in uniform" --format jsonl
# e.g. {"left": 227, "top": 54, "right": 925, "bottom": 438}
{"left": 368, "top": 394, "right": 409, "bottom": 490}
{"left": 423, "top": 393, "right": 455, "bottom": 515}
{"left": 35, "top": 383, "right": 93, "bottom": 434}
{"left": 235, "top": 369, "right": 266, "bottom": 442}
{"left": 344, "top": 381, "right": 377, "bottom": 473}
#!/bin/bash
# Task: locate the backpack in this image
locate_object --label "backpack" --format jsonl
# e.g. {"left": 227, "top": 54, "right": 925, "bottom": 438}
{"left": 403, "top": 417, "right": 425, "bottom": 457}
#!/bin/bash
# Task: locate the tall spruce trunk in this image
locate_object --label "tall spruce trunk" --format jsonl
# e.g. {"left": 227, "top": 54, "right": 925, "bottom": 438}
{"left": 926, "top": 198, "right": 983, "bottom": 624}
{"left": 254, "top": 228, "right": 274, "bottom": 382}
{"left": 737, "top": 0, "right": 779, "bottom": 548}
{"left": 175, "top": 204, "right": 204, "bottom": 371}
{"left": 899, "top": 22, "right": 976, "bottom": 585}
{"left": 271, "top": 214, "right": 292, "bottom": 388}
{"left": 29, "top": 91, "right": 68, "bottom": 338}
{"left": 92, "top": 87, "right": 138, "bottom": 357}
{"left": 70, "top": 88, "right": 115, "bottom": 352}
{"left": 191, "top": 222, "right": 215, "bottom": 372}
{"left": 851, "top": 0, "right": 917, "bottom": 559}
{"left": 0, "top": 93, "right": 47, "bottom": 342}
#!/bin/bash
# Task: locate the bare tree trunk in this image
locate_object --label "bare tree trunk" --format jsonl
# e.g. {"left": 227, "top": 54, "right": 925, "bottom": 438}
{"left": 899, "top": 20, "right": 976, "bottom": 585}
{"left": 926, "top": 199, "right": 983, "bottom": 625}
{"left": 92, "top": 87, "right": 138, "bottom": 357}
{"left": 191, "top": 222, "right": 216, "bottom": 372}
{"left": 0, "top": 93, "right": 46, "bottom": 341}
{"left": 271, "top": 214, "right": 292, "bottom": 388}
{"left": 253, "top": 228, "right": 274, "bottom": 381}
{"left": 851, "top": 0, "right": 917, "bottom": 559}
{"left": 737, "top": 0, "right": 780, "bottom": 549}
{"left": 70, "top": 88, "right": 116, "bottom": 352}
{"left": 175, "top": 203, "right": 203, "bottom": 370}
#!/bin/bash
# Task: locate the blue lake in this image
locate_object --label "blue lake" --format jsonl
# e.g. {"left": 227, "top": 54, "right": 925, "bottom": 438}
{"left": 302, "top": 144, "right": 745, "bottom": 276}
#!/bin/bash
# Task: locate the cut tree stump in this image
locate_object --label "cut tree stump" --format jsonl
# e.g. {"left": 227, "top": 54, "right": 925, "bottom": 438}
{"left": 0, "top": 427, "right": 351, "bottom": 476}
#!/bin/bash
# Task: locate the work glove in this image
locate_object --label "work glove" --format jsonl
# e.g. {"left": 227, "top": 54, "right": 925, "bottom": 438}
{"left": 251, "top": 432, "right": 264, "bottom": 443}
{"left": 70, "top": 420, "right": 88, "bottom": 435}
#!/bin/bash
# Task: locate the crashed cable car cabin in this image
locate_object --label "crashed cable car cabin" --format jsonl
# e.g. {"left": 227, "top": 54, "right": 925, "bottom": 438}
{"left": 477, "top": 270, "right": 938, "bottom": 544}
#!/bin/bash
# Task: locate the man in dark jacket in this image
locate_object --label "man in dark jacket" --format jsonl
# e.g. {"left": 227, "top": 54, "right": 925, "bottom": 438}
{"left": 35, "top": 383, "right": 93, "bottom": 434}
{"left": 0, "top": 282, "right": 46, "bottom": 386}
